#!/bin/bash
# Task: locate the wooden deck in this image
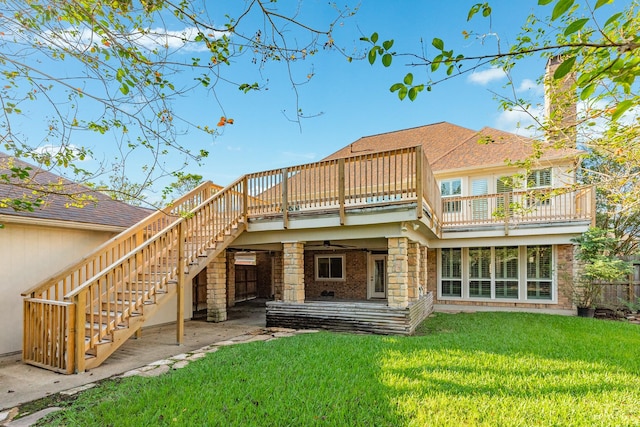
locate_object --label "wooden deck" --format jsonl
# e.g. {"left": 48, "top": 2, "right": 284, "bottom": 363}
{"left": 265, "top": 293, "right": 434, "bottom": 335}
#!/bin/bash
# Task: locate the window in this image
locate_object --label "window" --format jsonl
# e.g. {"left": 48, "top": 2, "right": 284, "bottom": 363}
{"left": 315, "top": 255, "right": 345, "bottom": 281}
{"left": 527, "top": 169, "right": 552, "bottom": 188}
{"left": 469, "top": 247, "right": 491, "bottom": 298}
{"left": 527, "top": 245, "right": 552, "bottom": 300}
{"left": 495, "top": 246, "right": 519, "bottom": 298}
{"left": 527, "top": 169, "right": 552, "bottom": 207}
{"left": 441, "top": 179, "right": 462, "bottom": 213}
{"left": 441, "top": 248, "right": 462, "bottom": 297}
{"left": 439, "top": 246, "right": 555, "bottom": 302}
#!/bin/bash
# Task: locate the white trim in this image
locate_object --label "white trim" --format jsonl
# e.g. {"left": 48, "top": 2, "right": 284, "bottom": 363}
{"left": 367, "top": 253, "right": 387, "bottom": 299}
{"left": 0, "top": 214, "right": 126, "bottom": 233}
{"left": 437, "top": 244, "right": 558, "bottom": 304}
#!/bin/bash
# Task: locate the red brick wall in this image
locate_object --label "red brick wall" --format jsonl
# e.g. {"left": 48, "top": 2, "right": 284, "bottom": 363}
{"left": 304, "top": 250, "right": 368, "bottom": 299}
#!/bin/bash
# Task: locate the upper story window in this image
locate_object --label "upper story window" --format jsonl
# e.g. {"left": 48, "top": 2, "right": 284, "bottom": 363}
{"left": 527, "top": 168, "right": 552, "bottom": 189}
{"left": 315, "top": 255, "right": 345, "bottom": 281}
{"left": 441, "top": 179, "right": 462, "bottom": 213}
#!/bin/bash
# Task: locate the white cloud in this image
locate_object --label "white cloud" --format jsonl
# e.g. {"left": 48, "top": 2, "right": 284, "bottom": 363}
{"left": 494, "top": 106, "right": 542, "bottom": 136}
{"left": 32, "top": 144, "right": 90, "bottom": 160}
{"left": 43, "top": 25, "right": 226, "bottom": 53}
{"left": 467, "top": 67, "right": 506, "bottom": 85}
{"left": 517, "top": 78, "right": 544, "bottom": 96}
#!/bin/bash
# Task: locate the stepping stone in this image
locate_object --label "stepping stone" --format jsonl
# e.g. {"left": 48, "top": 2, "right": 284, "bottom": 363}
{"left": 5, "top": 407, "right": 61, "bottom": 427}
{"left": 139, "top": 365, "right": 170, "bottom": 377}
{"left": 61, "top": 383, "right": 96, "bottom": 396}
{"left": 172, "top": 361, "right": 189, "bottom": 370}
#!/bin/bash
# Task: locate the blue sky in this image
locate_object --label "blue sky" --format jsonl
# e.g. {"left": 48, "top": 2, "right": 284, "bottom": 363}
{"left": 177, "top": 1, "right": 547, "bottom": 186}
{"left": 11, "top": 1, "right": 586, "bottom": 197}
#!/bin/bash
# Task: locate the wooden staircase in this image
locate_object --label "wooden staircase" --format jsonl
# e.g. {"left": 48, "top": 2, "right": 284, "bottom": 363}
{"left": 22, "top": 178, "right": 247, "bottom": 374}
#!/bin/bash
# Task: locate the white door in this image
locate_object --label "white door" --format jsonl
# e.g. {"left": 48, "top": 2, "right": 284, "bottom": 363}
{"left": 369, "top": 254, "right": 387, "bottom": 299}
{"left": 471, "top": 178, "right": 489, "bottom": 220}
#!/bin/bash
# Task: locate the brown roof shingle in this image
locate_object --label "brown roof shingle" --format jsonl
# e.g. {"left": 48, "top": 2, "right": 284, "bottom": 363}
{"left": 0, "top": 153, "right": 151, "bottom": 228}
{"left": 324, "top": 122, "right": 582, "bottom": 172}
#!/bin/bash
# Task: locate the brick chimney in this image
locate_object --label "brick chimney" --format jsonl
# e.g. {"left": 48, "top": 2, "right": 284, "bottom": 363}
{"left": 544, "top": 56, "right": 577, "bottom": 147}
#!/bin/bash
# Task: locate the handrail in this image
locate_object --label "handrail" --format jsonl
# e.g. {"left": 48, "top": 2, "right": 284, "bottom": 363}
{"left": 21, "top": 181, "right": 222, "bottom": 299}
{"left": 441, "top": 185, "right": 595, "bottom": 227}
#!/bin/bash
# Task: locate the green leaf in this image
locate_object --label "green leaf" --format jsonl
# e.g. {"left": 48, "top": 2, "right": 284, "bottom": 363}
{"left": 370, "top": 32, "right": 378, "bottom": 44}
{"left": 538, "top": 0, "right": 553, "bottom": 4}
{"left": 382, "top": 53, "right": 392, "bottom": 67}
{"left": 120, "top": 84, "right": 129, "bottom": 95}
{"left": 390, "top": 83, "right": 404, "bottom": 93}
{"left": 612, "top": 100, "right": 633, "bottom": 121}
{"left": 397, "top": 86, "right": 408, "bottom": 100}
{"left": 564, "top": 18, "right": 589, "bottom": 36}
{"left": 408, "top": 87, "right": 418, "bottom": 101}
{"left": 431, "top": 54, "right": 443, "bottom": 72}
{"left": 594, "top": 0, "right": 613, "bottom": 9}
{"left": 580, "top": 83, "right": 595, "bottom": 100}
{"left": 432, "top": 37, "right": 444, "bottom": 50}
{"left": 553, "top": 56, "right": 576, "bottom": 79}
{"left": 403, "top": 73, "right": 414, "bottom": 85}
{"left": 467, "top": 4, "right": 481, "bottom": 21}
{"left": 604, "top": 12, "right": 622, "bottom": 29}
{"left": 368, "top": 48, "right": 377, "bottom": 65}
{"left": 382, "top": 40, "right": 394, "bottom": 50}
{"left": 482, "top": 5, "right": 491, "bottom": 17}
{"left": 552, "top": 0, "right": 574, "bottom": 21}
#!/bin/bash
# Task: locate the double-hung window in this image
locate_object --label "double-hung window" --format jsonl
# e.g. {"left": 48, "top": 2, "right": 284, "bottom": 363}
{"left": 527, "top": 168, "right": 552, "bottom": 206}
{"left": 441, "top": 248, "right": 462, "bottom": 297}
{"left": 441, "top": 179, "right": 462, "bottom": 213}
{"left": 526, "top": 245, "right": 552, "bottom": 299}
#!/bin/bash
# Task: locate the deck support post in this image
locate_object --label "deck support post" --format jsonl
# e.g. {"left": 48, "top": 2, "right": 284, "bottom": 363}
{"left": 74, "top": 292, "right": 86, "bottom": 373}
{"left": 207, "top": 250, "right": 228, "bottom": 322}
{"left": 387, "top": 237, "right": 409, "bottom": 308}
{"left": 282, "top": 242, "right": 305, "bottom": 303}
{"left": 177, "top": 221, "right": 185, "bottom": 345}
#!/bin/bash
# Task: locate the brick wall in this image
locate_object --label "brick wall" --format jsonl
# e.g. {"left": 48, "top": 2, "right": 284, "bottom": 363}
{"left": 304, "top": 250, "right": 368, "bottom": 300}
{"left": 256, "top": 252, "right": 273, "bottom": 298}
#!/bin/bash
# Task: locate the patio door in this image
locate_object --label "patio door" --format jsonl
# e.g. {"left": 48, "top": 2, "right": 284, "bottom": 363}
{"left": 368, "top": 254, "right": 387, "bottom": 299}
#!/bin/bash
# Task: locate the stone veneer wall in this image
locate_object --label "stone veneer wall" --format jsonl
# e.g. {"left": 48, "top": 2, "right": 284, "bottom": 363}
{"left": 283, "top": 242, "right": 304, "bottom": 303}
{"left": 387, "top": 237, "right": 409, "bottom": 308}
{"left": 304, "top": 250, "right": 368, "bottom": 299}
{"left": 207, "top": 250, "right": 227, "bottom": 322}
{"left": 426, "top": 245, "right": 575, "bottom": 311}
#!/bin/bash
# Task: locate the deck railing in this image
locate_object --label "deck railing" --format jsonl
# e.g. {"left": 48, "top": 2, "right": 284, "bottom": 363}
{"left": 245, "top": 146, "right": 440, "bottom": 229}
{"left": 441, "top": 186, "right": 595, "bottom": 229}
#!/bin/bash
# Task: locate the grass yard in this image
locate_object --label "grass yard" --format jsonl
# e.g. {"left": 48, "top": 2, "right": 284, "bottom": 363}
{"left": 41, "top": 312, "right": 640, "bottom": 426}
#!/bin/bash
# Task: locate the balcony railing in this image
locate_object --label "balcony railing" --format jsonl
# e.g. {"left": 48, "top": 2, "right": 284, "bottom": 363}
{"left": 441, "top": 186, "right": 595, "bottom": 229}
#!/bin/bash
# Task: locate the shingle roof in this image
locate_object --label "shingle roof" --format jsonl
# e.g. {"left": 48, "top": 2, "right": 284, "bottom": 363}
{"left": 324, "top": 122, "right": 582, "bottom": 172}
{"left": 0, "top": 153, "right": 151, "bottom": 228}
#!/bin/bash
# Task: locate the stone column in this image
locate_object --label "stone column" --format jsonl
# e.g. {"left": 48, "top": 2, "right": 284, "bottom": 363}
{"left": 407, "top": 241, "right": 420, "bottom": 302}
{"left": 273, "top": 251, "right": 284, "bottom": 301}
{"left": 283, "top": 242, "right": 305, "bottom": 303}
{"left": 206, "top": 250, "right": 227, "bottom": 322}
{"left": 387, "top": 237, "right": 408, "bottom": 308}
{"left": 420, "top": 245, "right": 428, "bottom": 295}
{"left": 226, "top": 252, "right": 236, "bottom": 307}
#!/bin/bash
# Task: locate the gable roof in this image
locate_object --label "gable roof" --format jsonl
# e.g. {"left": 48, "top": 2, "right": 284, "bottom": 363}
{"left": 324, "top": 122, "right": 582, "bottom": 172}
{"left": 0, "top": 153, "right": 151, "bottom": 229}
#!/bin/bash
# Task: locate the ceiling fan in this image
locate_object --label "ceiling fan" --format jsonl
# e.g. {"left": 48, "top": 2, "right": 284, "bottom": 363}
{"left": 305, "top": 240, "right": 358, "bottom": 250}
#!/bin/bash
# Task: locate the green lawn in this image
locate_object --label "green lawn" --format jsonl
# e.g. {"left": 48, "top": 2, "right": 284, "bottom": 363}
{"left": 42, "top": 312, "right": 640, "bottom": 426}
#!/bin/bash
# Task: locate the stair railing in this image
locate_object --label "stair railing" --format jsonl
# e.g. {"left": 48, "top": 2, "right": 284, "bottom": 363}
{"left": 61, "top": 177, "right": 247, "bottom": 372}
